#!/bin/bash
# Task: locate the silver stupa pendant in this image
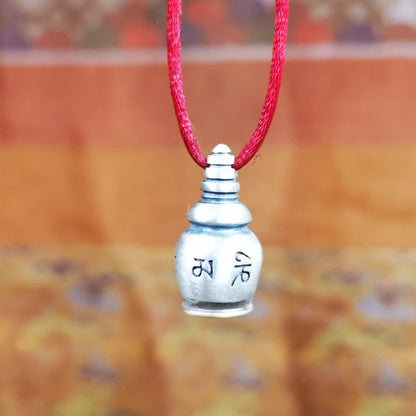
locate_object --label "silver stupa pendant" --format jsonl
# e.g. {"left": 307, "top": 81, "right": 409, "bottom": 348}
{"left": 175, "top": 144, "right": 263, "bottom": 318}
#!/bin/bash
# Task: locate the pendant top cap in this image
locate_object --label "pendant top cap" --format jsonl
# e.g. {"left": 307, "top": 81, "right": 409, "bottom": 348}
{"left": 187, "top": 144, "right": 252, "bottom": 227}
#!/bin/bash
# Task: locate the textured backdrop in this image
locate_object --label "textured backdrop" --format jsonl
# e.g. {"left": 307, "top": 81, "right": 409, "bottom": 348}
{"left": 1, "top": 1, "right": 416, "bottom": 415}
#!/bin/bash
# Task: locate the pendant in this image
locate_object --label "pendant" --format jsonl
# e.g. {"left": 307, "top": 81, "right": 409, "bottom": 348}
{"left": 175, "top": 144, "right": 263, "bottom": 318}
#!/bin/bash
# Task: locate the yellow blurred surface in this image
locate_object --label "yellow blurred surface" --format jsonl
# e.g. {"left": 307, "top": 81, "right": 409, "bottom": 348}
{"left": 0, "top": 245, "right": 415, "bottom": 416}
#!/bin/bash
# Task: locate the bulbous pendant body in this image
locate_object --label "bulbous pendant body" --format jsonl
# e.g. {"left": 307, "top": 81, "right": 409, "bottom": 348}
{"left": 175, "top": 144, "right": 262, "bottom": 318}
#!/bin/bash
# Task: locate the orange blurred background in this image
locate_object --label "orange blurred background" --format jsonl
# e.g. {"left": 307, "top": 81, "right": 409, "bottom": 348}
{"left": 1, "top": 0, "right": 416, "bottom": 246}
{"left": 1, "top": 1, "right": 416, "bottom": 416}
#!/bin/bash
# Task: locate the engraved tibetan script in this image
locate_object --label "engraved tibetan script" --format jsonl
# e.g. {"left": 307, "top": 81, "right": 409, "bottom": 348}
{"left": 232, "top": 251, "right": 252, "bottom": 286}
{"left": 192, "top": 258, "right": 214, "bottom": 279}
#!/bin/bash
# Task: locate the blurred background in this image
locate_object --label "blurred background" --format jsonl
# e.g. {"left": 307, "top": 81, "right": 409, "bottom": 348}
{"left": 1, "top": 0, "right": 416, "bottom": 48}
{"left": 1, "top": 0, "right": 416, "bottom": 415}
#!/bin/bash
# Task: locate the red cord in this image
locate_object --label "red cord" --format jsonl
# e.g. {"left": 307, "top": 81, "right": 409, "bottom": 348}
{"left": 167, "top": 0, "right": 289, "bottom": 170}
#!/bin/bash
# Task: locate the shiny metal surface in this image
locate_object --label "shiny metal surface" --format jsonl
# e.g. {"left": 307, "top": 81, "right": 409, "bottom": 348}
{"left": 175, "top": 144, "right": 263, "bottom": 318}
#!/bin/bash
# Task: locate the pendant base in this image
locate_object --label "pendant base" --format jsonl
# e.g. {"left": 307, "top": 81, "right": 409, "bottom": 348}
{"left": 182, "top": 299, "right": 253, "bottom": 318}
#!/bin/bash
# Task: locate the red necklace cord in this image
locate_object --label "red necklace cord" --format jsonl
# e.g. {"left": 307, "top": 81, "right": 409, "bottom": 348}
{"left": 167, "top": 0, "right": 289, "bottom": 170}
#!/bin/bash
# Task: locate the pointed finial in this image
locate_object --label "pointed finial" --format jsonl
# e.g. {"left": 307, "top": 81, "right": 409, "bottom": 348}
{"left": 202, "top": 143, "right": 239, "bottom": 194}
{"left": 212, "top": 143, "right": 231, "bottom": 154}
{"left": 207, "top": 143, "right": 235, "bottom": 169}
